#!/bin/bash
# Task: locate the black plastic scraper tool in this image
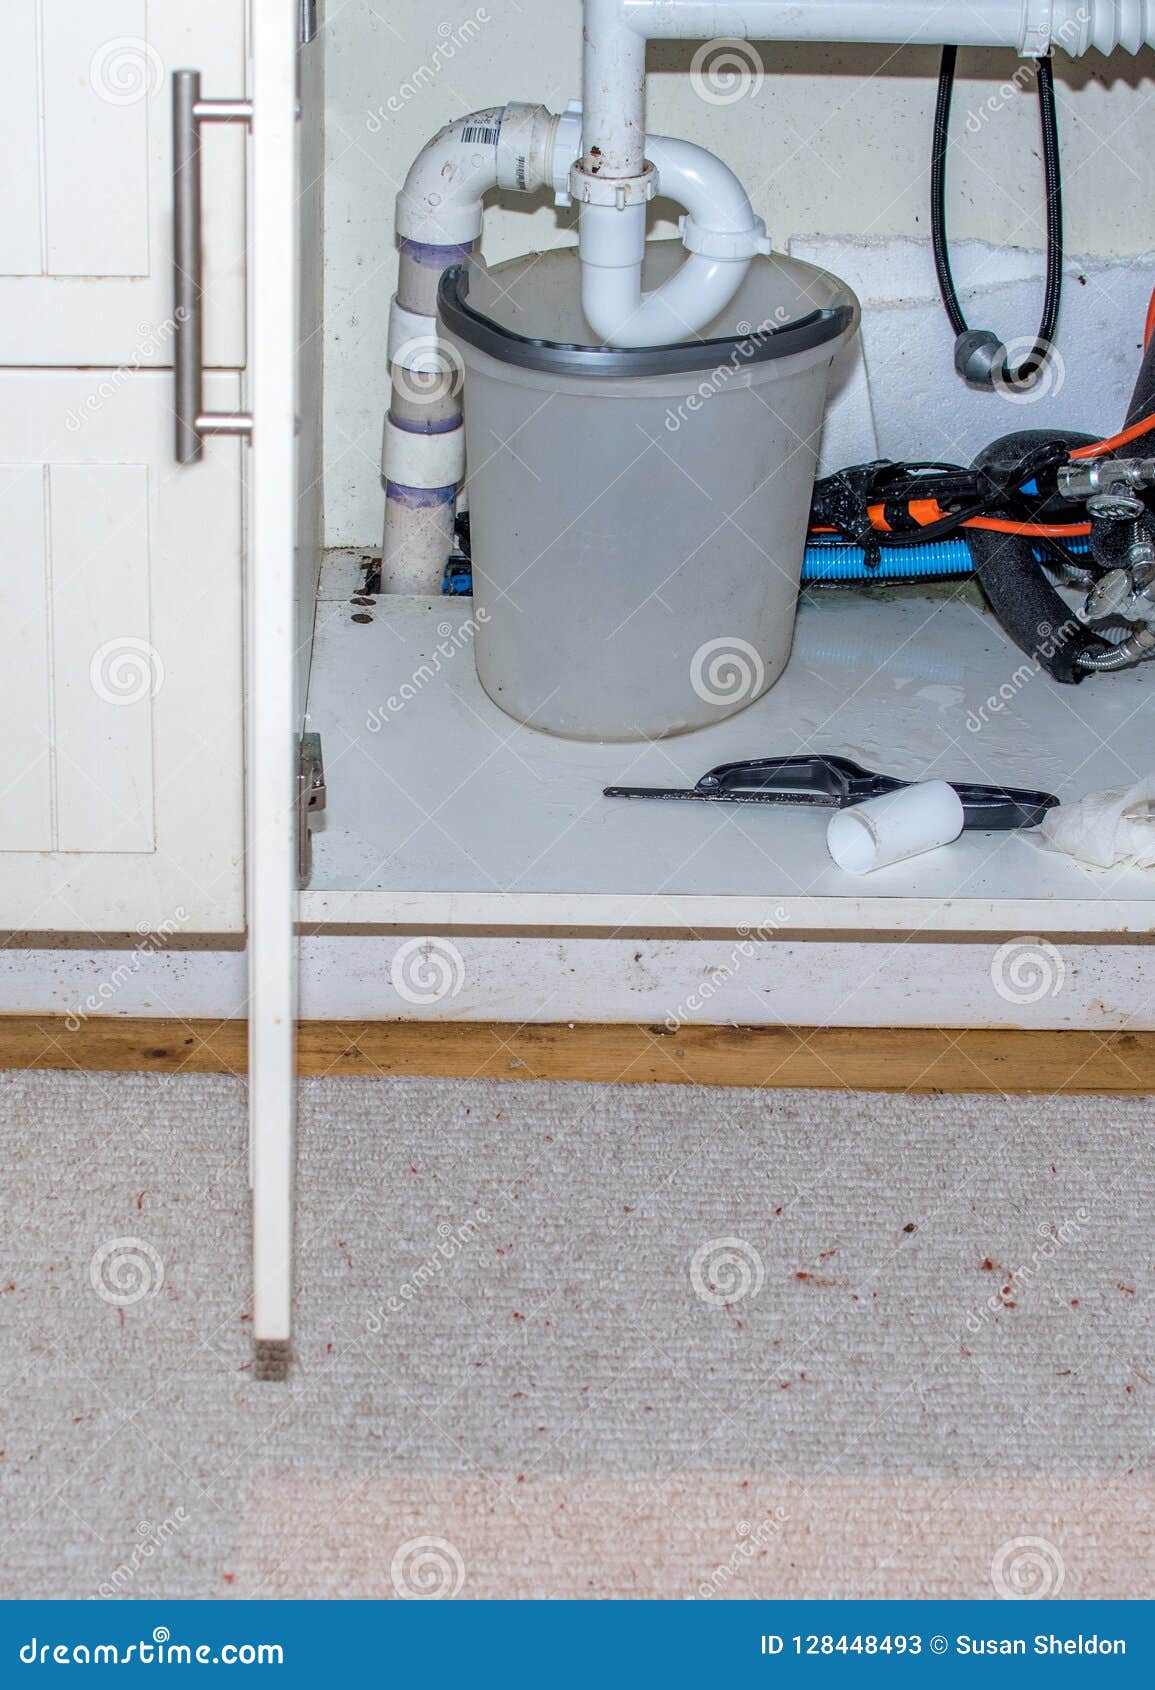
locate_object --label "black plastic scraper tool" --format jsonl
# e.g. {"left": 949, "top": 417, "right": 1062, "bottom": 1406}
{"left": 604, "top": 754, "right": 1058, "bottom": 831}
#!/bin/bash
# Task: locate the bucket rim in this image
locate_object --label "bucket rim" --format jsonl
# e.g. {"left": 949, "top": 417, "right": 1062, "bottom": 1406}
{"left": 437, "top": 260, "right": 855, "bottom": 379}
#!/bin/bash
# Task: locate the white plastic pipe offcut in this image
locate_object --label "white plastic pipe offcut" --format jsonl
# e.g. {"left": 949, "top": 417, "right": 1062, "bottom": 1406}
{"left": 826, "top": 781, "right": 965, "bottom": 875}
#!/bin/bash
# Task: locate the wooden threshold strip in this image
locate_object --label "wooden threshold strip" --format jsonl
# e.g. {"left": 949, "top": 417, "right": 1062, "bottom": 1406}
{"left": 0, "top": 1017, "right": 1152, "bottom": 1093}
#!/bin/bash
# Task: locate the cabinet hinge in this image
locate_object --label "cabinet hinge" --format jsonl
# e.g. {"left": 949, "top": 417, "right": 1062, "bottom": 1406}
{"left": 297, "top": 732, "right": 326, "bottom": 886}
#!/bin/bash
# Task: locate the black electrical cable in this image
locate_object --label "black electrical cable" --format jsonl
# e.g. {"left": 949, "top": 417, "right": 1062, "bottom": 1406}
{"left": 810, "top": 454, "right": 1083, "bottom": 552}
{"left": 931, "top": 46, "right": 1064, "bottom": 389}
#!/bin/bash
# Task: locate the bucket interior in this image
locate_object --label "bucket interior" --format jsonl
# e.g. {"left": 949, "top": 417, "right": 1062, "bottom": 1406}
{"left": 456, "top": 241, "right": 856, "bottom": 354}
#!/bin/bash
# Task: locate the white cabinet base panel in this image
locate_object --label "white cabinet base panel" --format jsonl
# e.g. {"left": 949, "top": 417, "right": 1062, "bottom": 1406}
{"left": 8, "top": 572, "right": 1152, "bottom": 1029}
{"left": 301, "top": 581, "right": 1155, "bottom": 936}
{"left": 0, "top": 935, "right": 1151, "bottom": 1030}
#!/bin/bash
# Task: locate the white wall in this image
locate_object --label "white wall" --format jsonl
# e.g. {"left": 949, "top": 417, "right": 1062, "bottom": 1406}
{"left": 322, "top": 1, "right": 1155, "bottom": 546}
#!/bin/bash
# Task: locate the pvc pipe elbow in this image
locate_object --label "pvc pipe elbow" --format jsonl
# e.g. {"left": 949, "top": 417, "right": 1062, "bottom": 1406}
{"left": 573, "top": 134, "right": 770, "bottom": 346}
{"left": 645, "top": 134, "right": 759, "bottom": 234}
{"left": 396, "top": 108, "right": 506, "bottom": 246}
{"left": 580, "top": 245, "right": 751, "bottom": 346}
{"left": 397, "top": 102, "right": 559, "bottom": 247}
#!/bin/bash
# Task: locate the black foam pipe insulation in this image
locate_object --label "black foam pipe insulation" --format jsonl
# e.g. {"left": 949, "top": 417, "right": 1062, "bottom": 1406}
{"left": 964, "top": 430, "right": 1113, "bottom": 683}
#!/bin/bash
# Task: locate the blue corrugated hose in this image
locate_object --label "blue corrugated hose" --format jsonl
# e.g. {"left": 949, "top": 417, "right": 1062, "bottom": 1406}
{"left": 801, "top": 535, "right": 1089, "bottom": 582}
{"left": 441, "top": 536, "right": 1090, "bottom": 594}
{"left": 802, "top": 538, "right": 974, "bottom": 581}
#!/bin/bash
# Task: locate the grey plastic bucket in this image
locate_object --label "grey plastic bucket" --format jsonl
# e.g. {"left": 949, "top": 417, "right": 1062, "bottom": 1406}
{"left": 439, "top": 242, "right": 859, "bottom": 742}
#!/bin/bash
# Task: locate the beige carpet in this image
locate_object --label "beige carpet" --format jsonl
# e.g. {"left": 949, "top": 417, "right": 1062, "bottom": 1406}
{"left": 1, "top": 1069, "right": 1152, "bottom": 1600}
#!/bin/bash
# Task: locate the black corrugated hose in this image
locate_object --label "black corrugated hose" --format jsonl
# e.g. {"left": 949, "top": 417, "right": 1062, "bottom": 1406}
{"left": 931, "top": 46, "right": 1063, "bottom": 389}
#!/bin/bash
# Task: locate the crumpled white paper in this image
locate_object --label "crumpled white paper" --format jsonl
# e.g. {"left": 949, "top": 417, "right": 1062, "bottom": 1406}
{"left": 1034, "top": 774, "right": 1155, "bottom": 870}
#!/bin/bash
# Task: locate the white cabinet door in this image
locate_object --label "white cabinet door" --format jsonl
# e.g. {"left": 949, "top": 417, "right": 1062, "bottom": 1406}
{"left": 0, "top": 0, "right": 245, "bottom": 368}
{"left": 0, "top": 370, "right": 244, "bottom": 932}
{"left": 247, "top": 0, "right": 309, "bottom": 1378}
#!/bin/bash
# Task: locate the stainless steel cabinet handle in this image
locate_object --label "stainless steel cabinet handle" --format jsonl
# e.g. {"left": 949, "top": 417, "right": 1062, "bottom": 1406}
{"left": 172, "top": 69, "right": 254, "bottom": 464}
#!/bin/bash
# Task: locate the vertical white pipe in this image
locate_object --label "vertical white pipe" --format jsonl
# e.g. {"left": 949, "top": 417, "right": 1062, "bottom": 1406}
{"left": 381, "top": 243, "right": 469, "bottom": 593}
{"left": 382, "top": 488, "right": 457, "bottom": 595}
{"left": 582, "top": 0, "right": 646, "bottom": 176}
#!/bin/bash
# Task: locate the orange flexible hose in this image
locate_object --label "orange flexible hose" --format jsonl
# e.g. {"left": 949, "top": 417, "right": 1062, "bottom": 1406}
{"left": 961, "top": 516, "right": 1091, "bottom": 537}
{"left": 1066, "top": 285, "right": 1155, "bottom": 457}
{"left": 809, "top": 517, "right": 1090, "bottom": 539}
{"left": 822, "top": 499, "right": 1091, "bottom": 539}
{"left": 1069, "top": 411, "right": 1155, "bottom": 459}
